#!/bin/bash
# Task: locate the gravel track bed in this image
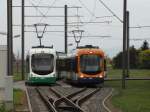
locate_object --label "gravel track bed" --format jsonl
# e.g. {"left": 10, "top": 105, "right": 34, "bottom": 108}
{"left": 82, "top": 87, "right": 112, "bottom": 112}
{"left": 27, "top": 82, "right": 113, "bottom": 112}
{"left": 27, "top": 87, "right": 49, "bottom": 112}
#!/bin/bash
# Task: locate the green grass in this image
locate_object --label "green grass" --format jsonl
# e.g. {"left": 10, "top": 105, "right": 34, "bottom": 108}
{"left": 13, "top": 89, "right": 24, "bottom": 105}
{"left": 0, "top": 104, "right": 9, "bottom": 112}
{"left": 13, "top": 72, "right": 22, "bottom": 81}
{"left": 105, "top": 69, "right": 150, "bottom": 112}
{"left": 13, "top": 72, "right": 27, "bottom": 81}
{"left": 107, "top": 68, "right": 150, "bottom": 78}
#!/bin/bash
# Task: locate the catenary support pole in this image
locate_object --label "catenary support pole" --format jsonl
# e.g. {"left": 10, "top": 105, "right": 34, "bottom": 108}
{"left": 122, "top": 0, "right": 127, "bottom": 89}
{"left": 7, "top": 0, "right": 13, "bottom": 76}
{"left": 6, "top": 0, "right": 13, "bottom": 110}
{"left": 64, "top": 5, "right": 68, "bottom": 54}
{"left": 126, "top": 11, "right": 130, "bottom": 78}
{"left": 21, "top": 0, "right": 25, "bottom": 80}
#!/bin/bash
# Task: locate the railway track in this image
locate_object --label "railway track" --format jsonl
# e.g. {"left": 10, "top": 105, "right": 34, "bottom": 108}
{"left": 27, "top": 86, "right": 101, "bottom": 112}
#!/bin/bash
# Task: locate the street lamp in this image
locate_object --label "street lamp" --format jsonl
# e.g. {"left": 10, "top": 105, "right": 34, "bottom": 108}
{"left": 72, "top": 30, "right": 84, "bottom": 48}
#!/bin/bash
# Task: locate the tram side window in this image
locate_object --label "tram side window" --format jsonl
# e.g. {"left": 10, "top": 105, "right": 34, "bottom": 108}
{"left": 70, "top": 57, "right": 77, "bottom": 72}
{"left": 26, "top": 56, "right": 30, "bottom": 73}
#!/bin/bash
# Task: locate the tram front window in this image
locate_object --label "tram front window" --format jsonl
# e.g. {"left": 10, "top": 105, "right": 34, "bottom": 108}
{"left": 80, "top": 55, "right": 101, "bottom": 75}
{"left": 31, "top": 53, "right": 54, "bottom": 75}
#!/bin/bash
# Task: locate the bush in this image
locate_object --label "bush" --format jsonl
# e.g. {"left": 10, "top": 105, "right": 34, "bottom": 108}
{"left": 139, "top": 49, "right": 150, "bottom": 69}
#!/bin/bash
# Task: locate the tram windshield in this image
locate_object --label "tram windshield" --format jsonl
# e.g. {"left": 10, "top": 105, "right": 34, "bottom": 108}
{"left": 80, "top": 55, "right": 101, "bottom": 74}
{"left": 31, "top": 53, "right": 54, "bottom": 75}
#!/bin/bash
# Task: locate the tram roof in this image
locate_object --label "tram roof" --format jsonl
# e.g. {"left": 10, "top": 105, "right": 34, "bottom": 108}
{"left": 30, "top": 45, "right": 56, "bottom": 55}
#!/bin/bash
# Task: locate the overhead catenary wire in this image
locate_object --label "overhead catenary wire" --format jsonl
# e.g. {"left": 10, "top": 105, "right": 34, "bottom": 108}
{"left": 96, "top": 15, "right": 114, "bottom": 18}
{"left": 97, "top": 0, "right": 123, "bottom": 23}
{"left": 36, "top": 0, "right": 43, "bottom": 6}
{"left": 19, "top": 0, "right": 150, "bottom": 41}
{"left": 77, "top": 0, "right": 99, "bottom": 26}
{"left": 24, "top": 15, "right": 83, "bottom": 18}
{"left": 78, "top": 0, "right": 96, "bottom": 17}
{"left": 77, "top": 0, "right": 98, "bottom": 26}
{"left": 88, "top": 0, "right": 97, "bottom": 23}
{"left": 31, "top": 0, "right": 43, "bottom": 7}
{"left": 68, "top": 21, "right": 112, "bottom": 24}
{"left": 0, "top": 31, "right": 7, "bottom": 35}
{"left": 101, "top": 38, "right": 150, "bottom": 41}
{"left": 130, "top": 38, "right": 150, "bottom": 41}
{"left": 13, "top": 24, "right": 83, "bottom": 27}
{"left": 68, "top": 36, "right": 111, "bottom": 38}
{"left": 25, "top": 30, "right": 64, "bottom": 33}
{"left": 131, "top": 25, "right": 150, "bottom": 28}
{"left": 13, "top": 6, "right": 82, "bottom": 8}
{"left": 28, "top": 0, "right": 58, "bottom": 22}
{"left": 28, "top": 0, "right": 46, "bottom": 17}
{"left": 39, "top": 0, "right": 58, "bottom": 22}
{"left": 76, "top": 0, "right": 113, "bottom": 27}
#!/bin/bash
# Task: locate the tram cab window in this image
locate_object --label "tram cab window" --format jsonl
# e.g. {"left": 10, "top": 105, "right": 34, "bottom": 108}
{"left": 31, "top": 53, "right": 54, "bottom": 75}
{"left": 80, "top": 55, "right": 101, "bottom": 75}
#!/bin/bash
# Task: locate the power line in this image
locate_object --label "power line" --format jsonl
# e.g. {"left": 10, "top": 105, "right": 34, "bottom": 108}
{"left": 130, "top": 38, "right": 150, "bottom": 41}
{"left": 96, "top": 16, "right": 114, "bottom": 18}
{"left": 25, "top": 31, "right": 64, "bottom": 33}
{"left": 13, "top": 6, "right": 82, "bottom": 8}
{"left": 36, "top": 0, "right": 43, "bottom": 6}
{"left": 28, "top": 0, "right": 46, "bottom": 17}
{"left": 77, "top": 0, "right": 99, "bottom": 26}
{"left": 68, "top": 35, "right": 111, "bottom": 38}
{"left": 78, "top": 0, "right": 96, "bottom": 17}
{"left": 13, "top": 24, "right": 83, "bottom": 27}
{"left": 24, "top": 15, "right": 83, "bottom": 18}
{"left": 39, "top": 0, "right": 58, "bottom": 22}
{"left": 102, "top": 38, "right": 150, "bottom": 41}
{"left": 76, "top": 1, "right": 113, "bottom": 27}
{"left": 0, "top": 32, "right": 7, "bottom": 35}
{"left": 89, "top": 0, "right": 97, "bottom": 22}
{"left": 140, "top": 26, "right": 150, "bottom": 28}
{"left": 130, "top": 25, "right": 150, "bottom": 29}
{"left": 98, "top": 0, "right": 123, "bottom": 23}
{"left": 68, "top": 21, "right": 112, "bottom": 24}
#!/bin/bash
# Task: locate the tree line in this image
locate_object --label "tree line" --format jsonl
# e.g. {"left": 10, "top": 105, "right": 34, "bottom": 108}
{"left": 113, "top": 40, "right": 150, "bottom": 69}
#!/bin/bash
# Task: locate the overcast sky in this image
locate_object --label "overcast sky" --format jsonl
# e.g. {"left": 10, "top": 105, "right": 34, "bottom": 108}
{"left": 0, "top": 0, "right": 150, "bottom": 58}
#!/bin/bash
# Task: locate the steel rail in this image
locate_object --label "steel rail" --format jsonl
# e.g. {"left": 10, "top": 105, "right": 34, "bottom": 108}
{"left": 50, "top": 87, "right": 87, "bottom": 103}
{"left": 36, "top": 87, "right": 58, "bottom": 112}
{"left": 66, "top": 88, "right": 87, "bottom": 99}
{"left": 49, "top": 88, "right": 85, "bottom": 112}
{"left": 76, "top": 88, "right": 101, "bottom": 106}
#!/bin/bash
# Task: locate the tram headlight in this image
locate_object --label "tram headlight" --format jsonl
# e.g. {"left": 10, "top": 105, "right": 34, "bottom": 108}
{"left": 80, "top": 75, "right": 84, "bottom": 78}
{"left": 99, "top": 75, "right": 103, "bottom": 78}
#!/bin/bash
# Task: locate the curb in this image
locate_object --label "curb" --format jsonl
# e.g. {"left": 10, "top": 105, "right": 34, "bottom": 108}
{"left": 25, "top": 87, "right": 33, "bottom": 112}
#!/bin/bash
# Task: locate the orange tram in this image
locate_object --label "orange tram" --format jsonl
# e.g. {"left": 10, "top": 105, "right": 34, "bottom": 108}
{"left": 57, "top": 45, "right": 107, "bottom": 84}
